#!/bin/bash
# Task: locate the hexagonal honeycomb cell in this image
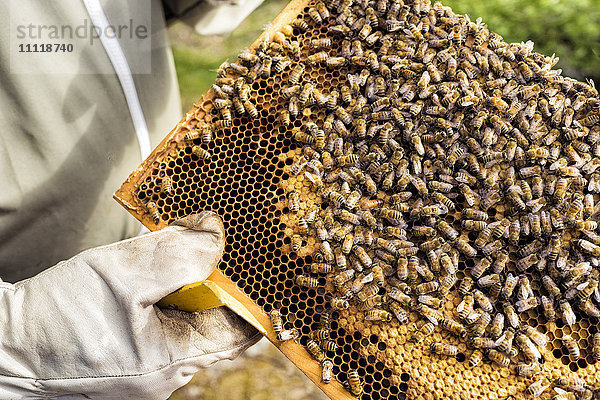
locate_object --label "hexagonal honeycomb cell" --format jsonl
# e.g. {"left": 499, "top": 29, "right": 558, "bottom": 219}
{"left": 115, "top": 0, "right": 600, "bottom": 398}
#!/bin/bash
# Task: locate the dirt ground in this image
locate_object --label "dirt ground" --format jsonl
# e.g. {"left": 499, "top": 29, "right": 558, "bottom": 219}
{"left": 169, "top": 339, "right": 328, "bottom": 400}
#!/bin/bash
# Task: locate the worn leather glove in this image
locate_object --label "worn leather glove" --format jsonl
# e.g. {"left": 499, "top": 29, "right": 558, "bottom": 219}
{"left": 0, "top": 212, "right": 260, "bottom": 399}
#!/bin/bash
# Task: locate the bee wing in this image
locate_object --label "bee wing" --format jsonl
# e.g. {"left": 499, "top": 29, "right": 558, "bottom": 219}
{"left": 361, "top": 272, "right": 374, "bottom": 284}
{"left": 494, "top": 333, "right": 506, "bottom": 347}
{"left": 424, "top": 313, "right": 439, "bottom": 326}
{"left": 553, "top": 387, "right": 568, "bottom": 395}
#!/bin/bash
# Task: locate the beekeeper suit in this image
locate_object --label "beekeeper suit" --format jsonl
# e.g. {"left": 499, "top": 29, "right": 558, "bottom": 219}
{"left": 0, "top": 0, "right": 263, "bottom": 398}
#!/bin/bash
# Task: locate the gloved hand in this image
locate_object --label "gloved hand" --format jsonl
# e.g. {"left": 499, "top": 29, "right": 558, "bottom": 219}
{"left": 0, "top": 212, "right": 261, "bottom": 399}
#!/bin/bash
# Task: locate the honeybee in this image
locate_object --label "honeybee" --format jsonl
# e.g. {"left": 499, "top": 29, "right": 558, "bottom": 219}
{"left": 412, "top": 322, "right": 435, "bottom": 344}
{"left": 230, "top": 97, "right": 244, "bottom": 116}
{"left": 288, "top": 63, "right": 305, "bottom": 86}
{"left": 461, "top": 219, "right": 487, "bottom": 231}
{"left": 575, "top": 220, "right": 598, "bottom": 231}
{"left": 540, "top": 276, "right": 561, "bottom": 298}
{"left": 282, "top": 85, "right": 301, "bottom": 100}
{"left": 411, "top": 176, "right": 429, "bottom": 197}
{"left": 307, "top": 7, "right": 323, "bottom": 24}
{"left": 409, "top": 226, "right": 433, "bottom": 238}
{"left": 291, "top": 234, "right": 303, "bottom": 251}
{"left": 213, "top": 98, "right": 231, "bottom": 112}
{"left": 487, "top": 349, "right": 511, "bottom": 369}
{"left": 192, "top": 145, "right": 211, "bottom": 160}
{"left": 458, "top": 276, "right": 474, "bottom": 296}
{"left": 307, "top": 51, "right": 328, "bottom": 65}
{"left": 384, "top": 301, "right": 408, "bottom": 324}
{"left": 339, "top": 210, "right": 360, "bottom": 226}
{"left": 539, "top": 210, "right": 552, "bottom": 234}
{"left": 479, "top": 274, "right": 501, "bottom": 289}
{"left": 161, "top": 176, "right": 173, "bottom": 194}
{"left": 414, "top": 281, "right": 439, "bottom": 296}
{"left": 576, "top": 239, "right": 600, "bottom": 256}
{"left": 423, "top": 250, "right": 440, "bottom": 274}
{"left": 559, "top": 300, "right": 577, "bottom": 326}
{"left": 516, "top": 253, "right": 538, "bottom": 272}
{"left": 503, "top": 303, "right": 519, "bottom": 328}
{"left": 516, "top": 297, "right": 539, "bottom": 312}
{"left": 495, "top": 326, "right": 516, "bottom": 354}
{"left": 299, "top": 82, "right": 314, "bottom": 105}
{"left": 541, "top": 295, "right": 556, "bottom": 322}
{"left": 309, "top": 261, "right": 332, "bottom": 274}
{"left": 592, "top": 332, "right": 600, "bottom": 360}
{"left": 447, "top": 147, "right": 465, "bottom": 169}
{"left": 439, "top": 274, "right": 458, "bottom": 296}
{"left": 147, "top": 201, "right": 160, "bottom": 224}
{"left": 298, "top": 217, "right": 309, "bottom": 236}
{"left": 270, "top": 309, "right": 283, "bottom": 334}
{"left": 297, "top": 275, "right": 319, "bottom": 288}
{"left": 492, "top": 251, "right": 509, "bottom": 275}
{"left": 278, "top": 109, "right": 291, "bottom": 127}
{"left": 392, "top": 255, "right": 408, "bottom": 280}
{"left": 429, "top": 180, "right": 454, "bottom": 193}
{"left": 365, "top": 309, "right": 392, "bottom": 322}
{"left": 212, "top": 119, "right": 231, "bottom": 130}
{"left": 352, "top": 246, "right": 372, "bottom": 268}
{"left": 526, "top": 378, "right": 550, "bottom": 397}
{"left": 429, "top": 193, "right": 455, "bottom": 212}
{"left": 330, "top": 297, "right": 350, "bottom": 310}
{"left": 457, "top": 294, "right": 474, "bottom": 321}
{"left": 431, "top": 343, "right": 458, "bottom": 357}
{"left": 307, "top": 339, "right": 326, "bottom": 363}
{"left": 350, "top": 272, "right": 370, "bottom": 295}
{"left": 277, "top": 328, "right": 299, "bottom": 342}
{"left": 523, "top": 326, "right": 548, "bottom": 349}
{"left": 516, "top": 362, "right": 540, "bottom": 377}
{"left": 562, "top": 334, "right": 580, "bottom": 359}
{"left": 435, "top": 220, "right": 458, "bottom": 241}
{"left": 473, "top": 289, "right": 493, "bottom": 314}
{"left": 436, "top": 316, "right": 465, "bottom": 338}
{"left": 467, "top": 349, "right": 483, "bottom": 368}
{"left": 459, "top": 183, "right": 476, "bottom": 207}
{"left": 288, "top": 191, "right": 300, "bottom": 213}
{"left": 483, "top": 313, "right": 503, "bottom": 340}
{"left": 457, "top": 238, "right": 477, "bottom": 257}
{"left": 518, "top": 240, "right": 543, "bottom": 257}
{"left": 290, "top": 17, "right": 308, "bottom": 31}
{"left": 310, "top": 328, "right": 330, "bottom": 341}
{"left": 498, "top": 273, "right": 518, "bottom": 302}
{"left": 474, "top": 226, "right": 493, "bottom": 249}
{"left": 347, "top": 370, "right": 363, "bottom": 396}
{"left": 468, "top": 258, "right": 491, "bottom": 280}
{"left": 261, "top": 57, "right": 272, "bottom": 78}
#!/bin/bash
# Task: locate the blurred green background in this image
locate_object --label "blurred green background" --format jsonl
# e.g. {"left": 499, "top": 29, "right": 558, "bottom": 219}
{"left": 444, "top": 0, "right": 600, "bottom": 85}
{"left": 169, "top": 0, "right": 600, "bottom": 113}
{"left": 168, "top": 0, "right": 290, "bottom": 112}
{"left": 167, "top": 0, "right": 600, "bottom": 398}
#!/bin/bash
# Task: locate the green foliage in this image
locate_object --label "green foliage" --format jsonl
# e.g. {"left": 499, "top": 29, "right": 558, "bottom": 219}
{"left": 169, "top": 0, "right": 289, "bottom": 111}
{"left": 443, "top": 0, "right": 600, "bottom": 83}
{"left": 170, "top": 0, "right": 600, "bottom": 111}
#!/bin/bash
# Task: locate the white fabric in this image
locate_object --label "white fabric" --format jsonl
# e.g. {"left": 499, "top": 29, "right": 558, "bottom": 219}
{"left": 181, "top": 0, "right": 264, "bottom": 35}
{"left": 0, "top": 212, "right": 260, "bottom": 399}
{"left": 81, "top": 0, "right": 152, "bottom": 161}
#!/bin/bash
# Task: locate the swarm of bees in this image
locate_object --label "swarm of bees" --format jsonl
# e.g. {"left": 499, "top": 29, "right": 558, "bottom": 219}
{"left": 201, "top": 0, "right": 600, "bottom": 396}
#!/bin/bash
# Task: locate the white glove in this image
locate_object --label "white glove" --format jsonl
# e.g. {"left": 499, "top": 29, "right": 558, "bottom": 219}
{"left": 0, "top": 212, "right": 261, "bottom": 399}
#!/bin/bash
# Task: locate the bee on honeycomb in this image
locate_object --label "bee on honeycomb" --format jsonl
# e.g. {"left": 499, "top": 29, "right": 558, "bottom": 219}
{"left": 126, "top": 0, "right": 600, "bottom": 397}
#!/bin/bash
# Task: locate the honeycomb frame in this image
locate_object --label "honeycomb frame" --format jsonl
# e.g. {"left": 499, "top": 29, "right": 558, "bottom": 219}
{"left": 115, "top": 0, "right": 600, "bottom": 399}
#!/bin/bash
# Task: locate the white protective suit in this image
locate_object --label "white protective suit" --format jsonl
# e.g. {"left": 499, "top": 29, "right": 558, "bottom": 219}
{"left": 0, "top": 0, "right": 265, "bottom": 398}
